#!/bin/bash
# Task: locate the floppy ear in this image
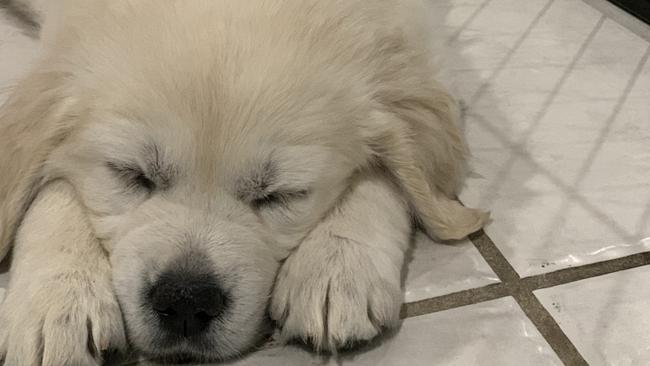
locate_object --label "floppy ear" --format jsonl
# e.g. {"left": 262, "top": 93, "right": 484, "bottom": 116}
{"left": 365, "top": 84, "right": 489, "bottom": 241}
{"left": 0, "top": 69, "right": 76, "bottom": 261}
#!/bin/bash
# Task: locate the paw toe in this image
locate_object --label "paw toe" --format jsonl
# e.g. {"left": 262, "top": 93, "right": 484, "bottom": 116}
{"left": 280, "top": 298, "right": 327, "bottom": 350}
{"left": 4, "top": 320, "right": 43, "bottom": 366}
{"left": 431, "top": 206, "right": 490, "bottom": 241}
{"left": 326, "top": 285, "right": 378, "bottom": 348}
{"left": 42, "top": 312, "right": 98, "bottom": 366}
{"left": 91, "top": 304, "right": 128, "bottom": 354}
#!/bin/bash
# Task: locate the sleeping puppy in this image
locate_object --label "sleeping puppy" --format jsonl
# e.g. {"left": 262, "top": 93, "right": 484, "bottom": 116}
{"left": 0, "top": 0, "right": 488, "bottom": 364}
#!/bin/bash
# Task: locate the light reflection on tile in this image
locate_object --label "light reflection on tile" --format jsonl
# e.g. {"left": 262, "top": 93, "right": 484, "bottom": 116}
{"left": 462, "top": 147, "right": 650, "bottom": 275}
{"left": 456, "top": 0, "right": 650, "bottom": 276}
{"left": 535, "top": 266, "right": 650, "bottom": 365}
{"left": 404, "top": 233, "right": 498, "bottom": 302}
{"left": 218, "top": 298, "right": 561, "bottom": 366}
{"left": 507, "top": 0, "right": 603, "bottom": 68}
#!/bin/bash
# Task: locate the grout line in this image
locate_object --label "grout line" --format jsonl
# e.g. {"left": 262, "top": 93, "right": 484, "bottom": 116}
{"left": 80, "top": 246, "right": 650, "bottom": 366}
{"left": 522, "top": 251, "right": 650, "bottom": 291}
{"left": 514, "top": 14, "right": 605, "bottom": 145}
{"left": 447, "top": 0, "right": 494, "bottom": 43}
{"left": 582, "top": 0, "right": 650, "bottom": 42}
{"left": 409, "top": 230, "right": 590, "bottom": 365}
{"left": 457, "top": 0, "right": 555, "bottom": 134}
{"left": 574, "top": 43, "right": 650, "bottom": 171}
{"left": 400, "top": 283, "right": 508, "bottom": 318}
{"left": 564, "top": 44, "right": 650, "bottom": 190}
{"left": 401, "top": 241, "right": 650, "bottom": 312}
{"left": 468, "top": 110, "right": 635, "bottom": 240}
{"left": 468, "top": 230, "right": 520, "bottom": 281}
{"left": 468, "top": 14, "right": 605, "bottom": 211}
{"left": 512, "top": 290, "right": 588, "bottom": 366}
{"left": 467, "top": 0, "right": 557, "bottom": 105}
{"left": 401, "top": 237, "right": 650, "bottom": 315}
{"left": 468, "top": 230, "right": 589, "bottom": 365}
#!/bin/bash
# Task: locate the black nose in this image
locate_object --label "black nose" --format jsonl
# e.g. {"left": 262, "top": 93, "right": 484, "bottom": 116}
{"left": 149, "top": 271, "right": 227, "bottom": 337}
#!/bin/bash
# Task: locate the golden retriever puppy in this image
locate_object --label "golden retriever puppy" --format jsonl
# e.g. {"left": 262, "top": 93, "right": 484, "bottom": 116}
{"left": 0, "top": 0, "right": 488, "bottom": 364}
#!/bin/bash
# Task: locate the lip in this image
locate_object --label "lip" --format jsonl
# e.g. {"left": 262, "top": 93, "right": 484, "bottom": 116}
{"left": 137, "top": 339, "right": 224, "bottom": 364}
{"left": 142, "top": 352, "right": 216, "bottom": 365}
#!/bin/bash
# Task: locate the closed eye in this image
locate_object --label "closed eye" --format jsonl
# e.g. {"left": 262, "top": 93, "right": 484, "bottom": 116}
{"left": 107, "top": 162, "right": 156, "bottom": 192}
{"left": 251, "top": 189, "right": 309, "bottom": 209}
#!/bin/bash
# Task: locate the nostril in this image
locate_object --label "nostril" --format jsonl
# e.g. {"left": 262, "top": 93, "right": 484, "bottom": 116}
{"left": 154, "top": 307, "right": 177, "bottom": 318}
{"left": 194, "top": 310, "right": 216, "bottom": 323}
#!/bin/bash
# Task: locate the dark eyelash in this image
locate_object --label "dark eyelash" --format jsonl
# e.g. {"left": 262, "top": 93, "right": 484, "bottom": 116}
{"left": 107, "top": 162, "right": 156, "bottom": 192}
{"left": 251, "top": 190, "right": 308, "bottom": 209}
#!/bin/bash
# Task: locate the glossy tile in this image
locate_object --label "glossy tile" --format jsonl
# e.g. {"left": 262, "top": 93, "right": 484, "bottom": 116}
{"left": 552, "top": 20, "right": 648, "bottom": 103}
{"left": 507, "top": 0, "right": 603, "bottom": 68}
{"left": 535, "top": 264, "right": 650, "bottom": 365}
{"left": 440, "top": 0, "right": 554, "bottom": 71}
{"left": 454, "top": 0, "right": 650, "bottom": 276}
{"left": 461, "top": 138, "right": 650, "bottom": 275}
{"left": 404, "top": 233, "right": 498, "bottom": 303}
{"left": 426, "top": 0, "right": 493, "bottom": 33}
{"left": 221, "top": 297, "right": 561, "bottom": 366}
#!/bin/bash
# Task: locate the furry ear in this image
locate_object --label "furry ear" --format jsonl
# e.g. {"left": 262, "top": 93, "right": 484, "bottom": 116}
{"left": 0, "top": 69, "right": 76, "bottom": 261}
{"left": 365, "top": 85, "right": 489, "bottom": 241}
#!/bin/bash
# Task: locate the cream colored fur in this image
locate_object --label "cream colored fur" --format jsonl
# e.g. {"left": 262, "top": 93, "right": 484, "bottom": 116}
{"left": 0, "top": 0, "right": 488, "bottom": 363}
{"left": 0, "top": 181, "right": 126, "bottom": 365}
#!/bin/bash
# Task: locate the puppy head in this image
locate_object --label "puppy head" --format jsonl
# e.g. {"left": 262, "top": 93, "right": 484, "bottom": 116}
{"left": 0, "top": 1, "right": 486, "bottom": 361}
{"left": 0, "top": 19, "right": 372, "bottom": 360}
{"left": 42, "top": 60, "right": 368, "bottom": 360}
{"left": 56, "top": 129, "right": 362, "bottom": 361}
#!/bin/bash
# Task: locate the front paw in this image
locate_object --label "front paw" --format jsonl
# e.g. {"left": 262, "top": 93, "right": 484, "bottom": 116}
{"left": 270, "top": 233, "right": 402, "bottom": 351}
{"left": 0, "top": 271, "right": 127, "bottom": 366}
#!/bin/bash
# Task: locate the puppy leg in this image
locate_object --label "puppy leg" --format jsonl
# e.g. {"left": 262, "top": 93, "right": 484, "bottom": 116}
{"left": 0, "top": 181, "right": 126, "bottom": 366}
{"left": 270, "top": 172, "right": 411, "bottom": 351}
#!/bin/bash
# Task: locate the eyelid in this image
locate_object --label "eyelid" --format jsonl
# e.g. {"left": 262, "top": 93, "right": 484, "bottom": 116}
{"left": 276, "top": 189, "right": 309, "bottom": 199}
{"left": 106, "top": 161, "right": 144, "bottom": 180}
{"left": 106, "top": 161, "right": 156, "bottom": 191}
{"left": 107, "top": 161, "right": 141, "bottom": 175}
{"left": 251, "top": 189, "right": 309, "bottom": 209}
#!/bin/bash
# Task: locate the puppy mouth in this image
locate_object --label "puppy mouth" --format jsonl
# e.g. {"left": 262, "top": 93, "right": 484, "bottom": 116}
{"left": 134, "top": 313, "right": 275, "bottom": 363}
{"left": 142, "top": 351, "right": 216, "bottom": 364}
{"left": 114, "top": 236, "right": 280, "bottom": 361}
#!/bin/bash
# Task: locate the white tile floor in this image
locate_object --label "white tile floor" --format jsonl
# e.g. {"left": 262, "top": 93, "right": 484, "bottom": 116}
{"left": 536, "top": 265, "right": 650, "bottom": 366}
{"left": 225, "top": 298, "right": 563, "bottom": 366}
{"left": 453, "top": 0, "right": 650, "bottom": 277}
{"left": 1, "top": 0, "right": 650, "bottom": 365}
{"left": 404, "top": 234, "right": 498, "bottom": 302}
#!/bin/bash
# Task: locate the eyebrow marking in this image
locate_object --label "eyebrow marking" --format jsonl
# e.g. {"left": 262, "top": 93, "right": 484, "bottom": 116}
{"left": 106, "top": 161, "right": 156, "bottom": 191}
{"left": 107, "top": 143, "right": 174, "bottom": 191}
{"left": 236, "top": 160, "right": 277, "bottom": 202}
{"left": 143, "top": 143, "right": 173, "bottom": 189}
{"left": 250, "top": 189, "right": 309, "bottom": 209}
